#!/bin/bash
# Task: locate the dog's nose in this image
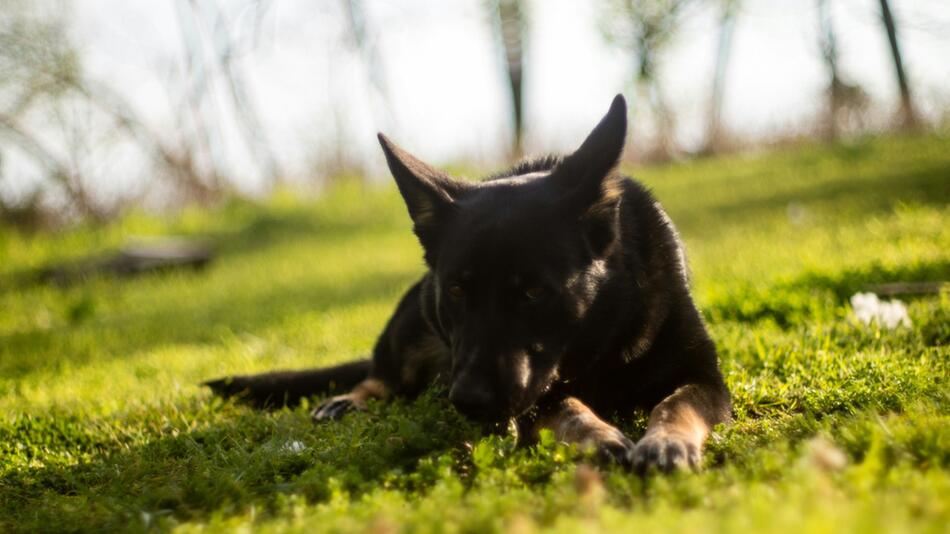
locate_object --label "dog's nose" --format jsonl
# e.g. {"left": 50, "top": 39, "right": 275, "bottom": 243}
{"left": 449, "top": 382, "right": 494, "bottom": 420}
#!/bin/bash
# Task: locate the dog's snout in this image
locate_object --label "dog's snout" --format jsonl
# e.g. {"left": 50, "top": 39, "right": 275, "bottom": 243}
{"left": 449, "top": 381, "right": 493, "bottom": 420}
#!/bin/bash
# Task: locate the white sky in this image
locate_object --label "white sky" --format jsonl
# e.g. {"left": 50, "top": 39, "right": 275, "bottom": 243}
{"left": 5, "top": 0, "right": 950, "bottom": 199}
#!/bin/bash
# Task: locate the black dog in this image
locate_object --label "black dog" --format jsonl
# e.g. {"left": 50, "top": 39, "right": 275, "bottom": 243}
{"left": 206, "top": 95, "right": 731, "bottom": 472}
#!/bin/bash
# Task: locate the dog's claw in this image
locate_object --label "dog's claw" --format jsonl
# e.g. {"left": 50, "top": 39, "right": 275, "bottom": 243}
{"left": 592, "top": 431, "right": 636, "bottom": 468}
{"left": 311, "top": 395, "right": 363, "bottom": 422}
{"left": 629, "top": 432, "right": 700, "bottom": 475}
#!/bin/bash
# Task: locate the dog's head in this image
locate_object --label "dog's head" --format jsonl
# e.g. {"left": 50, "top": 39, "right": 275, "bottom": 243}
{"left": 379, "top": 95, "right": 628, "bottom": 422}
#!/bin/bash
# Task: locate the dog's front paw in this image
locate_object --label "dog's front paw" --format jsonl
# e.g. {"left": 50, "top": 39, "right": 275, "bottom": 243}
{"left": 629, "top": 431, "right": 700, "bottom": 474}
{"left": 310, "top": 394, "right": 364, "bottom": 422}
{"left": 577, "top": 428, "right": 636, "bottom": 467}
{"left": 593, "top": 431, "right": 637, "bottom": 467}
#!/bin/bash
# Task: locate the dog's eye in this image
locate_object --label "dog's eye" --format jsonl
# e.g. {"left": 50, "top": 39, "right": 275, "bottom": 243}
{"left": 524, "top": 287, "right": 545, "bottom": 300}
{"left": 447, "top": 284, "right": 464, "bottom": 300}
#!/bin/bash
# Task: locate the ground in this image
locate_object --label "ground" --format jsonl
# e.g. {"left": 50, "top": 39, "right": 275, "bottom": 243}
{"left": 1, "top": 134, "right": 948, "bottom": 533}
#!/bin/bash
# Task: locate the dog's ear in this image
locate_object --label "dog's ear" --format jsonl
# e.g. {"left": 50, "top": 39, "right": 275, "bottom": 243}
{"left": 378, "top": 133, "right": 467, "bottom": 260}
{"left": 552, "top": 94, "right": 627, "bottom": 257}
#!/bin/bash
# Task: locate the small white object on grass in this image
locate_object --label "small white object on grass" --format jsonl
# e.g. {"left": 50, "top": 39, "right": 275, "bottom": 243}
{"left": 850, "top": 292, "right": 912, "bottom": 329}
{"left": 283, "top": 440, "right": 307, "bottom": 454}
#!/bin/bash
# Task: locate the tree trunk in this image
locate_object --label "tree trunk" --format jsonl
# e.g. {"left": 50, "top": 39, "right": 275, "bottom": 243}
{"left": 817, "top": 0, "right": 841, "bottom": 140}
{"left": 703, "top": 0, "right": 738, "bottom": 153}
{"left": 878, "top": 0, "right": 917, "bottom": 128}
{"left": 494, "top": 0, "right": 526, "bottom": 158}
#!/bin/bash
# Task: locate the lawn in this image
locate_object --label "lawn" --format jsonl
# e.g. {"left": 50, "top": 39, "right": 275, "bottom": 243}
{"left": 1, "top": 133, "right": 948, "bottom": 533}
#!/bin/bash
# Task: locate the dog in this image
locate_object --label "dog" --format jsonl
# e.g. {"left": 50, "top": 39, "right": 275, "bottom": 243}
{"left": 206, "top": 95, "right": 731, "bottom": 472}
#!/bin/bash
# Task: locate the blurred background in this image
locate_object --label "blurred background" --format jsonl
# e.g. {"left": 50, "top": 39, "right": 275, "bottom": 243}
{"left": 1, "top": 0, "right": 948, "bottom": 226}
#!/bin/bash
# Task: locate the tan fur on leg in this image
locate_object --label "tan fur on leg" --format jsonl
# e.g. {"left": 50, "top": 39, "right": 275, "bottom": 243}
{"left": 311, "top": 378, "right": 389, "bottom": 421}
{"left": 348, "top": 378, "right": 389, "bottom": 408}
{"left": 534, "top": 397, "right": 634, "bottom": 464}
{"left": 632, "top": 384, "right": 730, "bottom": 472}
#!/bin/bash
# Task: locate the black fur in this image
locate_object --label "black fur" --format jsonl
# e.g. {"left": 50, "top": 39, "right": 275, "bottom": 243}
{"left": 206, "top": 95, "right": 731, "bottom": 472}
{"left": 484, "top": 154, "right": 562, "bottom": 181}
{"left": 204, "top": 360, "right": 371, "bottom": 408}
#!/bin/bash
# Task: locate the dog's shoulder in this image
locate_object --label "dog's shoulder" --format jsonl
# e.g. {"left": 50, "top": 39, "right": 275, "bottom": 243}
{"left": 617, "top": 176, "right": 686, "bottom": 259}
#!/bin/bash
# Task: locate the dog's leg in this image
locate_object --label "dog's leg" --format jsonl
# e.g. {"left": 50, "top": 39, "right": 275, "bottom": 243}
{"left": 204, "top": 360, "right": 371, "bottom": 409}
{"left": 311, "top": 377, "right": 389, "bottom": 421}
{"left": 312, "top": 278, "right": 450, "bottom": 422}
{"left": 630, "top": 383, "right": 730, "bottom": 473}
{"left": 534, "top": 397, "right": 635, "bottom": 465}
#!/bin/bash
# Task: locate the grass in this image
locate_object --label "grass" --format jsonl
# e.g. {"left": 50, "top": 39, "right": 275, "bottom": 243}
{"left": 1, "top": 133, "right": 948, "bottom": 533}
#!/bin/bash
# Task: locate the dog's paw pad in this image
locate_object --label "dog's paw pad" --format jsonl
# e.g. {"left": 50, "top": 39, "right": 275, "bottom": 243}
{"left": 629, "top": 432, "right": 700, "bottom": 475}
{"left": 310, "top": 395, "right": 363, "bottom": 422}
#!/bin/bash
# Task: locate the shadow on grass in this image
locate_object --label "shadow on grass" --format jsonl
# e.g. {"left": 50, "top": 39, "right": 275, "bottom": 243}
{"left": 0, "top": 196, "right": 408, "bottom": 295}
{"left": 205, "top": 198, "right": 405, "bottom": 259}
{"left": 670, "top": 160, "right": 950, "bottom": 232}
{"left": 0, "top": 268, "right": 420, "bottom": 380}
{"left": 794, "top": 260, "right": 950, "bottom": 301}
{"left": 0, "top": 393, "right": 480, "bottom": 532}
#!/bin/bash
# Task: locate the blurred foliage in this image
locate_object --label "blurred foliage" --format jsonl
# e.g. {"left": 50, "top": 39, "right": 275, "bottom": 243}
{"left": 0, "top": 134, "right": 948, "bottom": 532}
{"left": 0, "top": 0, "right": 78, "bottom": 112}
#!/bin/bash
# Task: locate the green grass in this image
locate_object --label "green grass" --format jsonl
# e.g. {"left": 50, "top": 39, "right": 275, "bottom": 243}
{"left": 1, "top": 133, "right": 948, "bottom": 533}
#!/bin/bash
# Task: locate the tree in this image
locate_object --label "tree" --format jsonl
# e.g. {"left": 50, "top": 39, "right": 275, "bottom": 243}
{"left": 817, "top": 0, "right": 842, "bottom": 139}
{"left": 600, "top": 0, "right": 693, "bottom": 160}
{"left": 0, "top": 0, "right": 228, "bottom": 225}
{"left": 172, "top": 0, "right": 286, "bottom": 189}
{"left": 702, "top": 0, "right": 739, "bottom": 154}
{"left": 341, "top": 0, "right": 393, "bottom": 133}
{"left": 815, "top": 0, "right": 868, "bottom": 140}
{"left": 488, "top": 0, "right": 527, "bottom": 158}
{"left": 877, "top": 0, "right": 918, "bottom": 128}
{"left": 0, "top": 0, "right": 102, "bottom": 221}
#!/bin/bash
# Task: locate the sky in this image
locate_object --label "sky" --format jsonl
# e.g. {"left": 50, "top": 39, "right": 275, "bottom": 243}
{"left": 4, "top": 0, "right": 950, "bottom": 201}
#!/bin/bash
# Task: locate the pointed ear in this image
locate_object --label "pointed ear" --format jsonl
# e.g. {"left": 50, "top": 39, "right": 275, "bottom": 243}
{"left": 551, "top": 94, "right": 627, "bottom": 257}
{"left": 563, "top": 94, "right": 627, "bottom": 185}
{"left": 378, "top": 133, "right": 467, "bottom": 261}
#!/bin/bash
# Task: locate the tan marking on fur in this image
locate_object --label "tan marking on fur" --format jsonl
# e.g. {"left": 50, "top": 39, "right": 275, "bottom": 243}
{"left": 413, "top": 207, "right": 436, "bottom": 227}
{"left": 601, "top": 175, "right": 624, "bottom": 204}
{"left": 646, "top": 402, "right": 706, "bottom": 445}
{"left": 566, "top": 259, "right": 608, "bottom": 317}
{"left": 644, "top": 385, "right": 722, "bottom": 448}
{"left": 584, "top": 176, "right": 623, "bottom": 220}
{"left": 346, "top": 378, "right": 389, "bottom": 409}
{"left": 515, "top": 353, "right": 531, "bottom": 389}
{"left": 538, "top": 397, "right": 624, "bottom": 449}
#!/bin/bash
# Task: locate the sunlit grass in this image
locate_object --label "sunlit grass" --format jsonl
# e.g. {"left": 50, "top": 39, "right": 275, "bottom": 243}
{"left": 1, "top": 134, "right": 948, "bottom": 532}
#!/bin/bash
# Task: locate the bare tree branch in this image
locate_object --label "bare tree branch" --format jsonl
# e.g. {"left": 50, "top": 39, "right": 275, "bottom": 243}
{"left": 72, "top": 80, "right": 220, "bottom": 204}
{"left": 0, "top": 112, "right": 103, "bottom": 220}
{"left": 203, "top": 0, "right": 283, "bottom": 186}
